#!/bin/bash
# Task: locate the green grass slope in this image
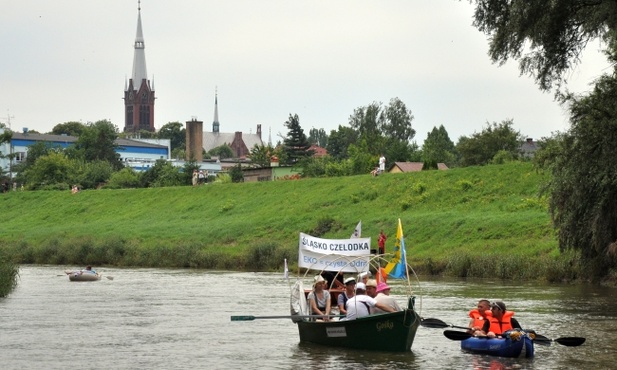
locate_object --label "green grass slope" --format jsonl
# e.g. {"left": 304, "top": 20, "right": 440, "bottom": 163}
{"left": 1, "top": 161, "right": 568, "bottom": 279}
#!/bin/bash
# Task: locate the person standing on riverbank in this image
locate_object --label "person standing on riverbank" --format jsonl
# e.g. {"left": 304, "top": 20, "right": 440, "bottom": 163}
{"left": 378, "top": 230, "right": 387, "bottom": 255}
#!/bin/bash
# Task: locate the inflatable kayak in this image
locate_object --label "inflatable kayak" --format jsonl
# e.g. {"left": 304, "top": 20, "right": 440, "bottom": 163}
{"left": 461, "top": 330, "right": 534, "bottom": 358}
{"left": 66, "top": 270, "right": 102, "bottom": 282}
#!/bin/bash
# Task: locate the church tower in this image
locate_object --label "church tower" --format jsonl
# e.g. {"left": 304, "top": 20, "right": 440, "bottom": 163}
{"left": 124, "top": 1, "right": 155, "bottom": 133}
{"left": 212, "top": 89, "right": 220, "bottom": 133}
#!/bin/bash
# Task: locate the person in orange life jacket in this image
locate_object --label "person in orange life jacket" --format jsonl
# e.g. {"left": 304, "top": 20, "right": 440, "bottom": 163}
{"left": 468, "top": 299, "right": 492, "bottom": 334}
{"left": 480, "top": 301, "right": 522, "bottom": 338}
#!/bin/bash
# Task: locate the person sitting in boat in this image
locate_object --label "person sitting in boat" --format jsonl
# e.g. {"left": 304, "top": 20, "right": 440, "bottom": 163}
{"left": 358, "top": 271, "right": 371, "bottom": 285}
{"left": 365, "top": 279, "right": 378, "bottom": 298}
{"left": 467, "top": 299, "right": 492, "bottom": 334}
{"left": 84, "top": 265, "right": 96, "bottom": 274}
{"left": 321, "top": 270, "right": 345, "bottom": 289}
{"left": 478, "top": 301, "right": 522, "bottom": 338}
{"left": 344, "top": 282, "right": 396, "bottom": 320}
{"left": 372, "top": 282, "right": 402, "bottom": 313}
{"left": 308, "top": 275, "right": 331, "bottom": 321}
{"left": 337, "top": 277, "right": 356, "bottom": 315}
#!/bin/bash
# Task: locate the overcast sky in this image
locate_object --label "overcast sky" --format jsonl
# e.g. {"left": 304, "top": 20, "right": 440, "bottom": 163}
{"left": 1, "top": 1, "right": 611, "bottom": 146}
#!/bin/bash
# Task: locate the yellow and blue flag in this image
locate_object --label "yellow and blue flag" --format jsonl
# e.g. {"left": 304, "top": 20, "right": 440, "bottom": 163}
{"left": 384, "top": 219, "right": 407, "bottom": 279}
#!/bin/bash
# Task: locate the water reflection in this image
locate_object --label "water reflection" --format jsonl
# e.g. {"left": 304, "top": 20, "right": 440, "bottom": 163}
{"left": 0, "top": 267, "right": 614, "bottom": 369}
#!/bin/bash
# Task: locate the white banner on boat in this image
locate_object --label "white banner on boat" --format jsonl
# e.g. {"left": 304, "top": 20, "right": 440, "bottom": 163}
{"left": 298, "top": 233, "right": 371, "bottom": 273}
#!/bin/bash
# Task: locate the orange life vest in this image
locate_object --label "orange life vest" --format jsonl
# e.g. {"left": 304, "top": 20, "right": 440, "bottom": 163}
{"left": 487, "top": 311, "right": 515, "bottom": 335}
{"left": 468, "top": 309, "right": 492, "bottom": 329}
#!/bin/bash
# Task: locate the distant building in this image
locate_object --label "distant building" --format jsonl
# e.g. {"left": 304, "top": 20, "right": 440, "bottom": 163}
{"left": 308, "top": 145, "right": 328, "bottom": 157}
{"left": 389, "top": 162, "right": 449, "bottom": 173}
{"left": 201, "top": 92, "right": 263, "bottom": 158}
{"left": 6, "top": 131, "right": 170, "bottom": 174}
{"left": 124, "top": 3, "right": 155, "bottom": 133}
{"left": 520, "top": 138, "right": 539, "bottom": 159}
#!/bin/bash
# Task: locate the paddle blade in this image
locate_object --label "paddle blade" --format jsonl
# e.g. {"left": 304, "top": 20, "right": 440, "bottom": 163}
{"left": 105, "top": 276, "right": 114, "bottom": 280}
{"left": 421, "top": 318, "right": 449, "bottom": 329}
{"left": 555, "top": 337, "right": 586, "bottom": 347}
{"left": 231, "top": 315, "right": 255, "bottom": 321}
{"left": 444, "top": 330, "right": 473, "bottom": 341}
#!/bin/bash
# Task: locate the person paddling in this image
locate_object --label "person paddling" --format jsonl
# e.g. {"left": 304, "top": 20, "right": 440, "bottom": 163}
{"left": 468, "top": 299, "right": 492, "bottom": 335}
{"left": 478, "top": 301, "right": 522, "bottom": 338}
{"left": 84, "top": 265, "right": 96, "bottom": 274}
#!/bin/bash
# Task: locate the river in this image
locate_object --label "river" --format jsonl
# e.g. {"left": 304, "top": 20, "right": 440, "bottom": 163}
{"left": 0, "top": 266, "right": 614, "bottom": 369}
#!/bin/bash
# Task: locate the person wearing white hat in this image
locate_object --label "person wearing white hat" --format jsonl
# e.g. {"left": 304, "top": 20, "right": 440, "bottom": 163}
{"left": 337, "top": 277, "right": 356, "bottom": 315}
{"left": 307, "top": 275, "right": 331, "bottom": 321}
{"left": 357, "top": 271, "right": 371, "bottom": 285}
{"left": 344, "top": 281, "right": 396, "bottom": 320}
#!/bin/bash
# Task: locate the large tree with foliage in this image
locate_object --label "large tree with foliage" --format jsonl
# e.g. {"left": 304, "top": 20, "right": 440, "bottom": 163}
{"left": 308, "top": 128, "right": 328, "bottom": 147}
{"left": 456, "top": 120, "right": 522, "bottom": 167}
{"left": 282, "top": 114, "right": 312, "bottom": 165}
{"left": 538, "top": 76, "right": 617, "bottom": 279}
{"left": 348, "top": 102, "right": 382, "bottom": 155}
{"left": 470, "top": 0, "right": 617, "bottom": 277}
{"left": 208, "top": 144, "right": 233, "bottom": 159}
{"left": 74, "top": 120, "right": 122, "bottom": 170}
{"left": 326, "top": 125, "right": 358, "bottom": 160}
{"left": 50, "top": 121, "right": 85, "bottom": 136}
{"left": 470, "top": 0, "right": 617, "bottom": 92}
{"left": 158, "top": 121, "right": 186, "bottom": 151}
{"left": 422, "top": 125, "right": 456, "bottom": 167}
{"left": 249, "top": 144, "right": 276, "bottom": 168}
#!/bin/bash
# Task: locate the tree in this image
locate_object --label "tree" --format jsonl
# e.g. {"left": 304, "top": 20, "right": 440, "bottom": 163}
{"left": 20, "top": 151, "right": 74, "bottom": 190}
{"left": 326, "top": 125, "right": 358, "bottom": 160}
{"left": 422, "top": 125, "right": 456, "bottom": 167}
{"left": 380, "top": 97, "right": 415, "bottom": 142}
{"left": 348, "top": 102, "right": 383, "bottom": 155}
{"left": 139, "top": 159, "right": 183, "bottom": 188}
{"left": 308, "top": 128, "right": 328, "bottom": 147}
{"left": 158, "top": 121, "right": 186, "bottom": 151}
{"left": 74, "top": 120, "right": 123, "bottom": 170}
{"left": 470, "top": 0, "right": 617, "bottom": 92}
{"left": 228, "top": 164, "right": 244, "bottom": 183}
{"left": 282, "top": 114, "right": 312, "bottom": 165}
{"left": 469, "top": 0, "right": 617, "bottom": 278}
{"left": 208, "top": 144, "right": 234, "bottom": 159}
{"left": 456, "top": 120, "right": 522, "bottom": 167}
{"left": 538, "top": 75, "right": 617, "bottom": 279}
{"left": 50, "top": 121, "right": 85, "bottom": 136}
{"left": 249, "top": 144, "right": 274, "bottom": 168}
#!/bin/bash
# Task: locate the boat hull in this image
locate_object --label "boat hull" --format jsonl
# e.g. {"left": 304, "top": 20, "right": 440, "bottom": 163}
{"left": 296, "top": 299, "right": 420, "bottom": 352}
{"left": 68, "top": 271, "right": 101, "bottom": 282}
{"left": 461, "top": 332, "right": 534, "bottom": 358}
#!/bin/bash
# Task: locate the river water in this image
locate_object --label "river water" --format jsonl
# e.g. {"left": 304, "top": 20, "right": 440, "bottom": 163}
{"left": 0, "top": 266, "right": 614, "bottom": 369}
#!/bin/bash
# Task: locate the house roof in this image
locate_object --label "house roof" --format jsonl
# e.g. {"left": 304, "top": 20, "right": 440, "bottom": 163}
{"left": 391, "top": 161, "right": 449, "bottom": 172}
{"left": 202, "top": 132, "right": 263, "bottom": 152}
{"left": 308, "top": 145, "right": 328, "bottom": 157}
{"left": 11, "top": 132, "right": 167, "bottom": 149}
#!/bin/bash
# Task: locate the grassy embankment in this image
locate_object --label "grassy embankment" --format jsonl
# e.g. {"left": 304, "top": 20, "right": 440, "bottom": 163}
{"left": 0, "top": 161, "right": 580, "bottom": 282}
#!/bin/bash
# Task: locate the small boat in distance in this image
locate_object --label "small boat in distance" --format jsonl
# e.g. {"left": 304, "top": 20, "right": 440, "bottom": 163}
{"left": 65, "top": 270, "right": 102, "bottom": 282}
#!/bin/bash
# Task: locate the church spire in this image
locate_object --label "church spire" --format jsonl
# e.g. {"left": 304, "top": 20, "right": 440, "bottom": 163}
{"left": 212, "top": 88, "right": 220, "bottom": 133}
{"left": 131, "top": 1, "right": 148, "bottom": 87}
{"left": 124, "top": 0, "right": 155, "bottom": 133}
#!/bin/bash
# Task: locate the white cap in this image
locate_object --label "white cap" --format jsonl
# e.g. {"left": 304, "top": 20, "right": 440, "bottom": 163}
{"left": 356, "top": 282, "right": 366, "bottom": 291}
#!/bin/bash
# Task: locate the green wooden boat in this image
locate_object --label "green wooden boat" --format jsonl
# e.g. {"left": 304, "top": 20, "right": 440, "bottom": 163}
{"left": 295, "top": 297, "right": 421, "bottom": 352}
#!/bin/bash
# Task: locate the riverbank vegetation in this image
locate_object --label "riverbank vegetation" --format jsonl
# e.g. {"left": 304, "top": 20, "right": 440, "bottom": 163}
{"left": 1, "top": 161, "right": 599, "bottom": 283}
